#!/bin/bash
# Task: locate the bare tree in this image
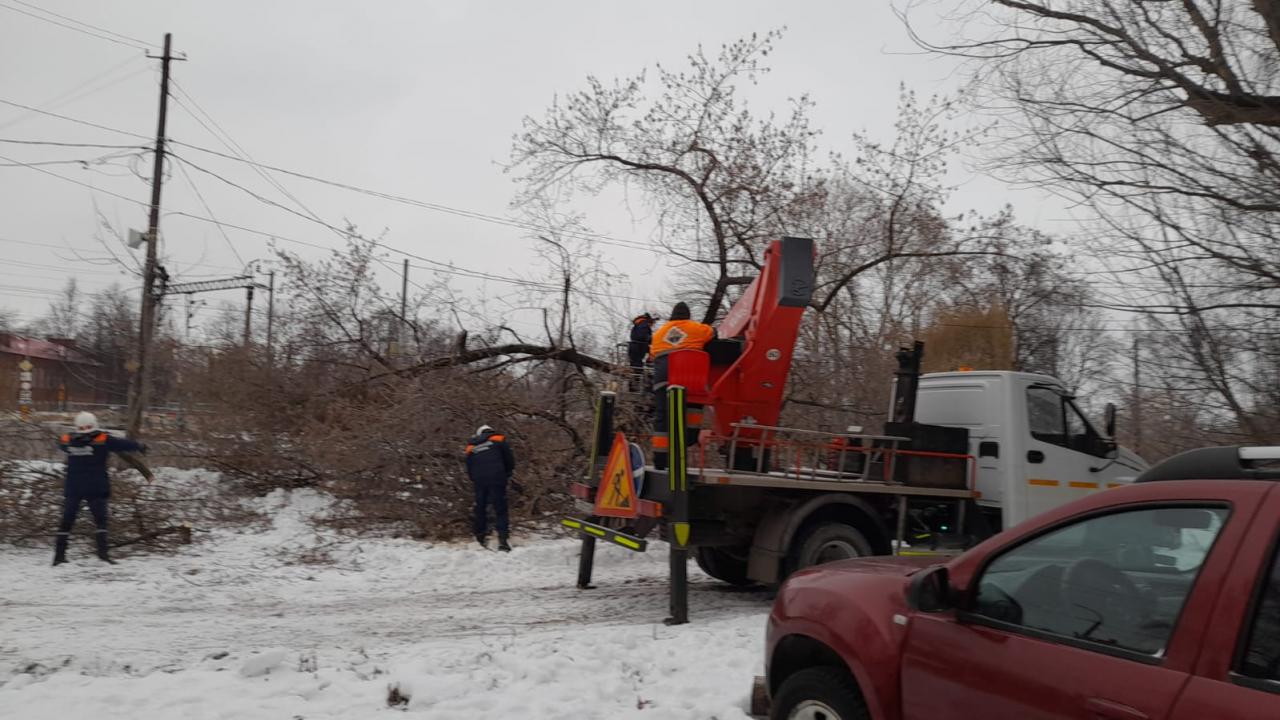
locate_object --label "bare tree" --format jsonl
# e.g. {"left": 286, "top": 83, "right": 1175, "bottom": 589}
{"left": 907, "top": 0, "right": 1280, "bottom": 443}
{"left": 510, "top": 30, "right": 826, "bottom": 322}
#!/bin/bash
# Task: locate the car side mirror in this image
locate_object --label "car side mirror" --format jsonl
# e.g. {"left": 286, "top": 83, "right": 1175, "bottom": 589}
{"left": 1104, "top": 402, "right": 1117, "bottom": 438}
{"left": 906, "top": 565, "right": 953, "bottom": 613}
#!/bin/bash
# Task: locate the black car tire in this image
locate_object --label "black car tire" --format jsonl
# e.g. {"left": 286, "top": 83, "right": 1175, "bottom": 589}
{"left": 770, "top": 667, "right": 869, "bottom": 720}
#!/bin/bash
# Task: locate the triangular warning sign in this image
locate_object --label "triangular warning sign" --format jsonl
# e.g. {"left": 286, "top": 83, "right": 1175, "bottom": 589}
{"left": 595, "top": 432, "right": 638, "bottom": 518}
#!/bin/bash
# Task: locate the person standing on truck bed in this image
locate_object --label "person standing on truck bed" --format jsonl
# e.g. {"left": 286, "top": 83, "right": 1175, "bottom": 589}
{"left": 54, "top": 411, "right": 151, "bottom": 566}
{"left": 649, "top": 302, "right": 715, "bottom": 468}
{"left": 627, "top": 312, "right": 656, "bottom": 391}
{"left": 465, "top": 424, "right": 516, "bottom": 551}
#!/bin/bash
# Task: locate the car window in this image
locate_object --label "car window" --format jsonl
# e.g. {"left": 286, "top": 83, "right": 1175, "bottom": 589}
{"left": 1240, "top": 539, "right": 1280, "bottom": 685}
{"left": 1027, "top": 387, "right": 1065, "bottom": 446}
{"left": 972, "top": 506, "right": 1229, "bottom": 656}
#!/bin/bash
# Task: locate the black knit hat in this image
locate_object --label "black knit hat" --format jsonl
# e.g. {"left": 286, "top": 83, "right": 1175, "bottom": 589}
{"left": 670, "top": 302, "right": 691, "bottom": 320}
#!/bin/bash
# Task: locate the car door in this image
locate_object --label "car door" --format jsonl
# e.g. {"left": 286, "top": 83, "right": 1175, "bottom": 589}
{"left": 1022, "top": 384, "right": 1115, "bottom": 522}
{"left": 1168, "top": 486, "right": 1280, "bottom": 719}
{"left": 900, "top": 503, "right": 1233, "bottom": 720}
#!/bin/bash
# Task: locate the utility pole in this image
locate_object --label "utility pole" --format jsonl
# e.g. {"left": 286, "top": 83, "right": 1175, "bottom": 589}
{"left": 1132, "top": 335, "right": 1142, "bottom": 456}
{"left": 243, "top": 284, "right": 255, "bottom": 347}
{"left": 399, "top": 259, "right": 409, "bottom": 359}
{"left": 265, "top": 270, "right": 276, "bottom": 367}
{"left": 126, "top": 33, "right": 182, "bottom": 438}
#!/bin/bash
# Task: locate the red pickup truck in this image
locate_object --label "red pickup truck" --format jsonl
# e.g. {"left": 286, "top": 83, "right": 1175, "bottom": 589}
{"left": 758, "top": 446, "right": 1280, "bottom": 720}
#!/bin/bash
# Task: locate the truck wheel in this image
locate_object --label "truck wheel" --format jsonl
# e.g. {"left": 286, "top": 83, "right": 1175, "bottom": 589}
{"left": 694, "top": 546, "right": 756, "bottom": 586}
{"left": 771, "top": 667, "right": 869, "bottom": 720}
{"left": 789, "top": 522, "right": 872, "bottom": 573}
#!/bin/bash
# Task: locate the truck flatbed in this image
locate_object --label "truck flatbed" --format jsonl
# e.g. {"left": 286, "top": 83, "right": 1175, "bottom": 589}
{"left": 684, "top": 466, "right": 975, "bottom": 499}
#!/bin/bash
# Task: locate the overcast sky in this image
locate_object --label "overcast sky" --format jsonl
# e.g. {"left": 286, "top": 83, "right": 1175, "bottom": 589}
{"left": 0, "top": 1, "right": 1056, "bottom": 341}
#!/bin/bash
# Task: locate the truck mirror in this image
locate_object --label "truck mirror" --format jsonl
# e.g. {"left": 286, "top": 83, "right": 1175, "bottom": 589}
{"left": 1104, "top": 403, "right": 1117, "bottom": 437}
{"left": 906, "top": 565, "right": 952, "bottom": 613}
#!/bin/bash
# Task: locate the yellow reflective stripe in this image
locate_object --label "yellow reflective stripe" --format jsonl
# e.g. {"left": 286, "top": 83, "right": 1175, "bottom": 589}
{"left": 670, "top": 385, "right": 687, "bottom": 492}
{"left": 613, "top": 535, "right": 641, "bottom": 550}
{"left": 1069, "top": 481, "right": 1099, "bottom": 489}
{"left": 584, "top": 526, "right": 606, "bottom": 537}
{"left": 1028, "top": 478, "right": 1060, "bottom": 487}
{"left": 561, "top": 519, "right": 582, "bottom": 529}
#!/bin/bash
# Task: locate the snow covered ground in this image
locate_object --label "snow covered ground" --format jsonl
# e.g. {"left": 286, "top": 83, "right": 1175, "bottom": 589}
{"left": 0, "top": 487, "right": 772, "bottom": 719}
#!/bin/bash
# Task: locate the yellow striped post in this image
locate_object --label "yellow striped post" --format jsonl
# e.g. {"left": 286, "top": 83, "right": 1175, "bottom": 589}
{"left": 666, "top": 384, "right": 689, "bottom": 625}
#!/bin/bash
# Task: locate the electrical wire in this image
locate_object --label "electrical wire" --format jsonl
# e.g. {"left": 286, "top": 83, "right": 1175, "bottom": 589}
{"left": 173, "top": 158, "right": 245, "bottom": 265}
{"left": 9, "top": 0, "right": 155, "bottom": 48}
{"left": 0, "top": 1, "right": 152, "bottom": 51}
{"left": 0, "top": 98, "right": 151, "bottom": 140}
{"left": 0, "top": 57, "right": 146, "bottom": 131}
{"left": 0, "top": 95, "right": 662, "bottom": 256}
{"left": 0, "top": 138, "right": 143, "bottom": 149}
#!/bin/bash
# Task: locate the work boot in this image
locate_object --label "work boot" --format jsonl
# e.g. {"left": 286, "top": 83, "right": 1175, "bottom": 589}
{"left": 476, "top": 534, "right": 489, "bottom": 549}
{"left": 95, "top": 531, "right": 116, "bottom": 565}
{"left": 497, "top": 535, "right": 512, "bottom": 552}
{"left": 53, "top": 534, "right": 68, "bottom": 566}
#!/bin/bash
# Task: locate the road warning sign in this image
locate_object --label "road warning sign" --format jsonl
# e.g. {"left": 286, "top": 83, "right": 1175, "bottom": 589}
{"left": 594, "top": 432, "right": 638, "bottom": 518}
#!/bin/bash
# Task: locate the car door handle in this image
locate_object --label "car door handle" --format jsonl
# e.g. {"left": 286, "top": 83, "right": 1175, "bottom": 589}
{"left": 1085, "top": 698, "right": 1148, "bottom": 720}
{"left": 1027, "top": 450, "right": 1045, "bottom": 463}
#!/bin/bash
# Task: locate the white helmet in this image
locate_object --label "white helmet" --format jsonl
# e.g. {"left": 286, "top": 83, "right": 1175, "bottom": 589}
{"left": 476, "top": 425, "right": 494, "bottom": 436}
{"left": 74, "top": 411, "right": 99, "bottom": 434}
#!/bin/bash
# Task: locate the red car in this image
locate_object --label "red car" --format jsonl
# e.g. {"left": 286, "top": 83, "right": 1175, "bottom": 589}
{"left": 759, "top": 446, "right": 1280, "bottom": 720}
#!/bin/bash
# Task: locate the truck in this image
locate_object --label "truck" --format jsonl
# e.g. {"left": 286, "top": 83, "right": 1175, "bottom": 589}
{"left": 561, "top": 236, "right": 1145, "bottom": 623}
{"left": 756, "top": 445, "right": 1280, "bottom": 719}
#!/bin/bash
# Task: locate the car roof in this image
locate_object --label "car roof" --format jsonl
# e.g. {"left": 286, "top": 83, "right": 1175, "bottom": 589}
{"left": 1136, "top": 446, "right": 1280, "bottom": 483}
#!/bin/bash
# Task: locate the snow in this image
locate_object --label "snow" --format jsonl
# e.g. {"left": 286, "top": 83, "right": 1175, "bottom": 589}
{"left": 0, "top": 484, "right": 772, "bottom": 719}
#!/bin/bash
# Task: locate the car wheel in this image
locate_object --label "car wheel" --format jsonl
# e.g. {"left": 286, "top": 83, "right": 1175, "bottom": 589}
{"left": 694, "top": 546, "right": 756, "bottom": 586}
{"left": 771, "top": 667, "right": 869, "bottom": 720}
{"left": 789, "top": 522, "right": 873, "bottom": 573}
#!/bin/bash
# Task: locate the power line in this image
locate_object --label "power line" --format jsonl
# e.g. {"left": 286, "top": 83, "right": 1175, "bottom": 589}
{"left": 0, "top": 138, "right": 143, "bottom": 149}
{"left": 3, "top": 257, "right": 130, "bottom": 277}
{"left": 0, "top": 98, "right": 151, "bottom": 140}
{"left": 163, "top": 154, "right": 661, "bottom": 302}
{"left": 0, "top": 56, "right": 145, "bottom": 131}
{"left": 0, "top": 148, "right": 140, "bottom": 168}
{"left": 0, "top": 97, "right": 666, "bottom": 257}
{"left": 0, "top": 1, "right": 153, "bottom": 51}
{"left": 173, "top": 158, "right": 244, "bottom": 265}
{"left": 9, "top": 0, "right": 155, "bottom": 47}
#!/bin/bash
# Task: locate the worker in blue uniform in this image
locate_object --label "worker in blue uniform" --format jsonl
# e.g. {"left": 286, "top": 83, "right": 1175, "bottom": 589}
{"left": 465, "top": 424, "right": 516, "bottom": 551}
{"left": 54, "top": 411, "right": 150, "bottom": 566}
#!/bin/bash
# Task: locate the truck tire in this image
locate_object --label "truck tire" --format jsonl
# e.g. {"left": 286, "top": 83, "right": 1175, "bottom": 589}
{"left": 693, "top": 546, "right": 756, "bottom": 586}
{"left": 770, "top": 667, "right": 869, "bottom": 720}
{"left": 788, "top": 522, "right": 873, "bottom": 573}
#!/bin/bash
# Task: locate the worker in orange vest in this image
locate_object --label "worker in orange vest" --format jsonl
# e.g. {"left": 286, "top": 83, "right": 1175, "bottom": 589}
{"left": 649, "top": 302, "right": 714, "bottom": 361}
{"left": 648, "top": 302, "right": 715, "bottom": 468}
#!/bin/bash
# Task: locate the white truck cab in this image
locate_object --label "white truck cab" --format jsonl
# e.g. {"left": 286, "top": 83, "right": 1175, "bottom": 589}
{"left": 913, "top": 370, "right": 1147, "bottom": 529}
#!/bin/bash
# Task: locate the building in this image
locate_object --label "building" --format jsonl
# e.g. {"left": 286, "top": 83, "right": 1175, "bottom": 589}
{"left": 0, "top": 334, "right": 106, "bottom": 411}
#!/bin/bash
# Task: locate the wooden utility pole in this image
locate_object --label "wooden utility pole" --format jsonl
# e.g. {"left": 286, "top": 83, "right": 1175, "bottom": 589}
{"left": 399, "top": 258, "right": 409, "bottom": 359}
{"left": 265, "top": 270, "right": 276, "bottom": 366}
{"left": 126, "top": 33, "right": 181, "bottom": 438}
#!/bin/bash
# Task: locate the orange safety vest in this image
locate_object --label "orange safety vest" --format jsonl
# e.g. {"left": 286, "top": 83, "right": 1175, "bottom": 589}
{"left": 650, "top": 319, "right": 714, "bottom": 358}
{"left": 465, "top": 434, "right": 506, "bottom": 453}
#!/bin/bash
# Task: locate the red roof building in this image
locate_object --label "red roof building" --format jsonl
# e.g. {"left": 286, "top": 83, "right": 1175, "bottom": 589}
{"left": 0, "top": 334, "right": 106, "bottom": 410}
